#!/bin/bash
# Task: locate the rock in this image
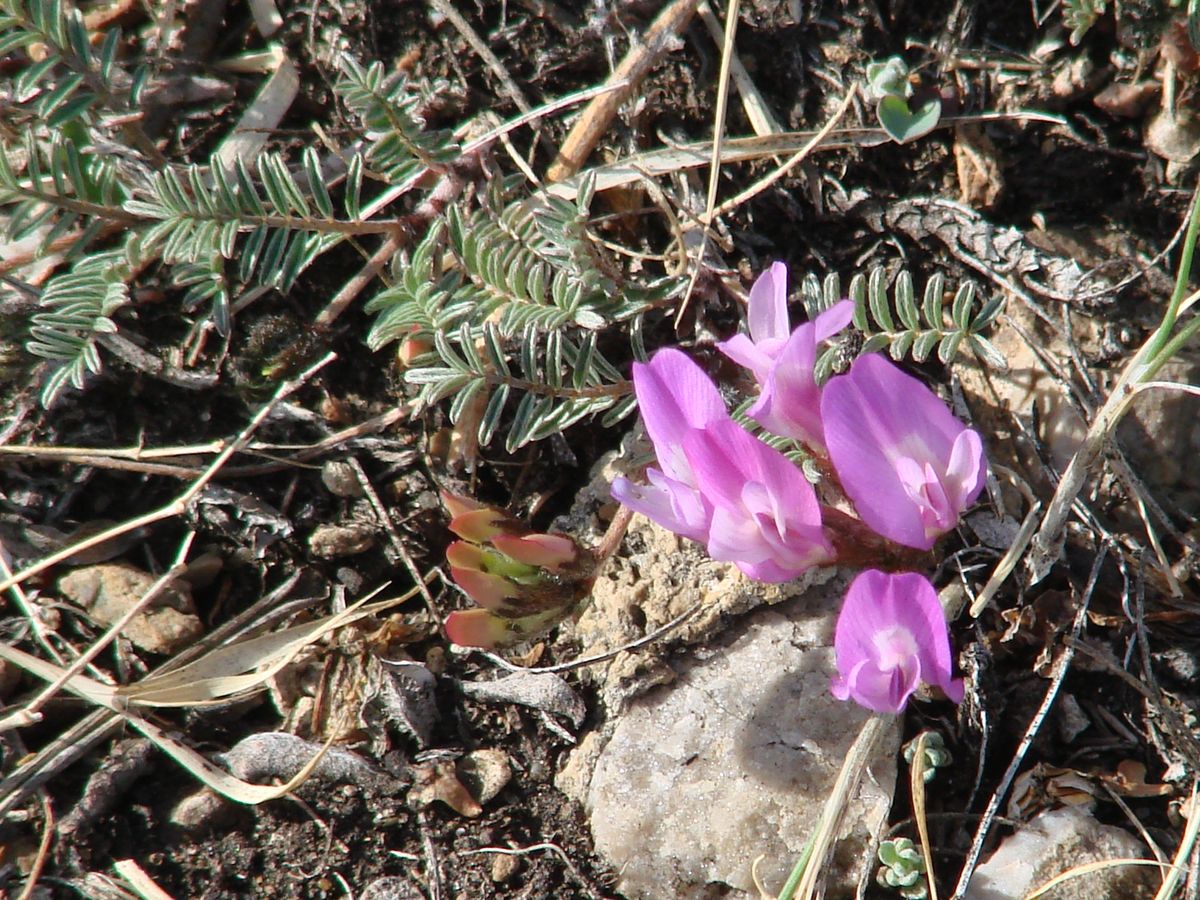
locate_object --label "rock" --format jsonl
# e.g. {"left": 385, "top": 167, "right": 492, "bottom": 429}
{"left": 490, "top": 853, "right": 520, "bottom": 883}
{"left": 556, "top": 470, "right": 845, "bottom": 712}
{"left": 58, "top": 563, "right": 202, "bottom": 654}
{"left": 457, "top": 670, "right": 586, "bottom": 728}
{"left": 308, "top": 523, "right": 376, "bottom": 558}
{"left": 359, "top": 877, "right": 425, "bottom": 900}
{"left": 550, "top": 465, "right": 901, "bottom": 898}
{"left": 966, "top": 805, "right": 1154, "bottom": 900}
{"left": 562, "top": 592, "right": 898, "bottom": 899}
{"left": 168, "top": 789, "right": 238, "bottom": 834}
{"left": 321, "top": 460, "right": 364, "bottom": 497}
{"left": 458, "top": 749, "right": 512, "bottom": 804}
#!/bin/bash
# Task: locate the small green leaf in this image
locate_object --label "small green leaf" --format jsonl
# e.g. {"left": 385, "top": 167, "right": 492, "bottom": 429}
{"left": 876, "top": 95, "right": 942, "bottom": 144}
{"left": 895, "top": 270, "right": 920, "bottom": 329}
{"left": 912, "top": 330, "right": 940, "bottom": 362}
{"left": 937, "top": 331, "right": 963, "bottom": 363}
{"left": 868, "top": 267, "right": 894, "bottom": 331}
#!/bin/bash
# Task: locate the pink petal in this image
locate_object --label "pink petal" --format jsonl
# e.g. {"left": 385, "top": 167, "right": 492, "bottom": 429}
{"left": 831, "top": 570, "right": 961, "bottom": 714}
{"left": 823, "top": 384, "right": 929, "bottom": 548}
{"left": 823, "top": 354, "right": 987, "bottom": 549}
{"left": 945, "top": 428, "right": 987, "bottom": 509}
{"left": 445, "top": 609, "right": 513, "bottom": 648}
{"left": 448, "top": 507, "right": 507, "bottom": 542}
{"left": 685, "top": 420, "right": 832, "bottom": 577}
{"left": 813, "top": 299, "right": 855, "bottom": 343}
{"left": 717, "top": 333, "right": 775, "bottom": 383}
{"left": 491, "top": 533, "right": 577, "bottom": 570}
{"left": 611, "top": 472, "right": 711, "bottom": 544}
{"left": 449, "top": 566, "right": 519, "bottom": 610}
{"left": 746, "top": 301, "right": 854, "bottom": 447}
{"left": 633, "top": 349, "right": 727, "bottom": 482}
{"left": 748, "top": 322, "right": 823, "bottom": 445}
{"left": 747, "top": 261, "right": 790, "bottom": 344}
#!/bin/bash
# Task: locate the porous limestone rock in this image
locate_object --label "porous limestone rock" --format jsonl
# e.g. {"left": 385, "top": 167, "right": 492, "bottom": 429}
{"left": 567, "top": 596, "right": 898, "bottom": 898}
{"left": 554, "top": 491, "right": 900, "bottom": 898}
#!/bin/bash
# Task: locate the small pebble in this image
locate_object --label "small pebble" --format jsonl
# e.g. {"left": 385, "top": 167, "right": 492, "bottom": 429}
{"left": 490, "top": 853, "right": 520, "bottom": 883}
{"left": 308, "top": 523, "right": 376, "bottom": 558}
{"left": 457, "top": 749, "right": 512, "bottom": 804}
{"left": 321, "top": 461, "right": 363, "bottom": 497}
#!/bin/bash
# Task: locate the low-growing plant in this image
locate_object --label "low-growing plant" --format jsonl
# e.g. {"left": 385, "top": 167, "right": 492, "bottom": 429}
{"left": 864, "top": 56, "right": 942, "bottom": 144}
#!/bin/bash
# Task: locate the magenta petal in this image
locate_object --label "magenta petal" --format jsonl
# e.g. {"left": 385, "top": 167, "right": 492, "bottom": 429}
{"left": 749, "top": 322, "right": 823, "bottom": 445}
{"left": 747, "top": 300, "right": 854, "bottom": 447}
{"left": 611, "top": 471, "right": 710, "bottom": 544}
{"left": 633, "top": 349, "right": 727, "bottom": 482}
{"left": 747, "top": 261, "right": 790, "bottom": 344}
{"left": 717, "top": 333, "right": 775, "bottom": 383}
{"left": 945, "top": 428, "right": 987, "bottom": 509}
{"left": 683, "top": 419, "right": 832, "bottom": 578}
{"left": 813, "top": 299, "right": 855, "bottom": 343}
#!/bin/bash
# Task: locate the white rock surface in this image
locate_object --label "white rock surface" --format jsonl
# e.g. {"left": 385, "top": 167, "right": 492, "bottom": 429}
{"left": 564, "top": 593, "right": 898, "bottom": 899}
{"left": 966, "top": 805, "right": 1155, "bottom": 900}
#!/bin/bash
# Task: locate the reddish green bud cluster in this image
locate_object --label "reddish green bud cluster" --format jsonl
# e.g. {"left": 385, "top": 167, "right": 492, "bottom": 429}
{"left": 442, "top": 492, "right": 595, "bottom": 649}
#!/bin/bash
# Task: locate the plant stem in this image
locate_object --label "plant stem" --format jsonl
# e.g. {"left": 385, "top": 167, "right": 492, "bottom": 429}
{"left": 777, "top": 715, "right": 891, "bottom": 900}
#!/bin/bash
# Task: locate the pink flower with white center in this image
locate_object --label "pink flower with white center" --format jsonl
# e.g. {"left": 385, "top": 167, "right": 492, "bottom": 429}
{"left": 822, "top": 353, "right": 987, "bottom": 550}
{"left": 718, "top": 263, "right": 854, "bottom": 449}
{"left": 831, "top": 570, "right": 963, "bottom": 714}
{"left": 611, "top": 348, "right": 833, "bottom": 582}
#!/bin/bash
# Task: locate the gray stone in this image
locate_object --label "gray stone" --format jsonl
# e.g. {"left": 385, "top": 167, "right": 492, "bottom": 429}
{"left": 966, "top": 805, "right": 1155, "bottom": 900}
{"left": 308, "top": 522, "right": 376, "bottom": 558}
{"left": 563, "top": 590, "right": 898, "bottom": 899}
{"left": 58, "top": 563, "right": 202, "bottom": 655}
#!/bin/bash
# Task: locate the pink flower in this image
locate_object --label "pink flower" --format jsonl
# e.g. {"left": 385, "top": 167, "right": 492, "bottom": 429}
{"left": 831, "top": 570, "right": 963, "bottom": 714}
{"left": 718, "top": 264, "right": 853, "bottom": 448}
{"left": 612, "top": 348, "right": 833, "bottom": 582}
{"left": 822, "top": 353, "right": 986, "bottom": 550}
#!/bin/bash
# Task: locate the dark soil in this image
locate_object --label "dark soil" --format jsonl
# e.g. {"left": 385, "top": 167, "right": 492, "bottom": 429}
{"left": 3, "top": 0, "right": 1199, "bottom": 898}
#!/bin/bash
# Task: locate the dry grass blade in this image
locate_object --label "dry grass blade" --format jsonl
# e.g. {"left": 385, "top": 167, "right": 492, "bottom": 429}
{"left": 212, "top": 50, "right": 298, "bottom": 173}
{"left": 0, "top": 642, "right": 339, "bottom": 805}
{"left": 112, "top": 583, "right": 411, "bottom": 707}
{"left": 1026, "top": 859, "right": 1180, "bottom": 899}
{"left": 0, "top": 577, "right": 318, "bottom": 818}
{"left": 709, "top": 86, "right": 858, "bottom": 221}
{"left": 674, "top": 0, "right": 740, "bottom": 329}
{"left": 697, "top": 1, "right": 782, "bottom": 136}
{"left": 544, "top": 130, "right": 884, "bottom": 202}
{"left": 110, "top": 859, "right": 176, "bottom": 900}
{"left": 951, "top": 543, "right": 1108, "bottom": 899}
{"left": 909, "top": 732, "right": 939, "bottom": 900}
{"left": 1154, "top": 780, "right": 1200, "bottom": 900}
{"left": 0, "top": 533, "right": 196, "bottom": 731}
{"left": 779, "top": 715, "right": 892, "bottom": 900}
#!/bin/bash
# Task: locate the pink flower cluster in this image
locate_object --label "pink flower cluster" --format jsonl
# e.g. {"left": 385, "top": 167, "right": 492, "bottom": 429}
{"left": 611, "top": 264, "right": 984, "bottom": 714}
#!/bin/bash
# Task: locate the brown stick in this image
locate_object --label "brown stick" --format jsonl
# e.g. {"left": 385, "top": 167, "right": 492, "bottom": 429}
{"left": 545, "top": 0, "right": 702, "bottom": 183}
